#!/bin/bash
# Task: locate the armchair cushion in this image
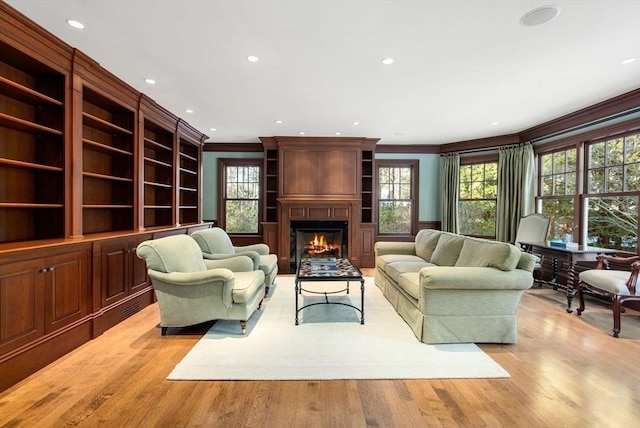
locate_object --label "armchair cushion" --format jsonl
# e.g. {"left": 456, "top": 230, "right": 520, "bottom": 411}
{"left": 579, "top": 270, "right": 638, "bottom": 296}
{"left": 136, "top": 234, "right": 206, "bottom": 273}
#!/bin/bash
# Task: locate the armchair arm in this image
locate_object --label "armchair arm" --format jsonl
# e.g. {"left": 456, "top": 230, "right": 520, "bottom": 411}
{"left": 202, "top": 251, "right": 261, "bottom": 270}
{"left": 203, "top": 255, "right": 254, "bottom": 272}
{"left": 234, "top": 243, "right": 270, "bottom": 255}
{"left": 594, "top": 254, "right": 640, "bottom": 270}
{"left": 147, "top": 268, "right": 236, "bottom": 308}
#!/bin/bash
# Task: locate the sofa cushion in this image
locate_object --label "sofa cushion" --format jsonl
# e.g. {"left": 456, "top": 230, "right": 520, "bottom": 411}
{"left": 376, "top": 254, "right": 426, "bottom": 270}
{"left": 455, "top": 238, "right": 521, "bottom": 271}
{"left": 386, "top": 261, "right": 434, "bottom": 282}
{"left": 397, "top": 272, "right": 420, "bottom": 300}
{"left": 414, "top": 229, "right": 442, "bottom": 262}
{"left": 430, "top": 233, "right": 465, "bottom": 266}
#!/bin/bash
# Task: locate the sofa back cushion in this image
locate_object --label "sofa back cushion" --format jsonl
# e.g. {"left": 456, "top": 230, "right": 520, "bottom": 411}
{"left": 430, "top": 233, "right": 465, "bottom": 266}
{"left": 414, "top": 229, "right": 442, "bottom": 262}
{"left": 455, "top": 238, "right": 521, "bottom": 271}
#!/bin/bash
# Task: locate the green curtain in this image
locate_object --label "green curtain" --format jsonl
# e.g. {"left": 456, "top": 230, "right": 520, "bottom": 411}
{"left": 496, "top": 143, "right": 535, "bottom": 243}
{"left": 440, "top": 153, "right": 460, "bottom": 233}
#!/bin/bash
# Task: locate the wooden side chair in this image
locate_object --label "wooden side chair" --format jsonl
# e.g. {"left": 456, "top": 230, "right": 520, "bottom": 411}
{"left": 576, "top": 254, "right": 640, "bottom": 338}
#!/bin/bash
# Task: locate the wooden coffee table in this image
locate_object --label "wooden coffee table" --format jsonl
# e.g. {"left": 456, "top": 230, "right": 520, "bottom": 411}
{"left": 294, "top": 258, "right": 365, "bottom": 325}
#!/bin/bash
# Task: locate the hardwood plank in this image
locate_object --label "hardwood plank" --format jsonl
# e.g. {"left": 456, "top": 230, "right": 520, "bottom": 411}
{"left": 1, "top": 273, "right": 639, "bottom": 427}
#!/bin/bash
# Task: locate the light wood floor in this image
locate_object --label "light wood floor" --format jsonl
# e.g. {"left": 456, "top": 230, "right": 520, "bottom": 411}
{"left": 1, "top": 272, "right": 639, "bottom": 427}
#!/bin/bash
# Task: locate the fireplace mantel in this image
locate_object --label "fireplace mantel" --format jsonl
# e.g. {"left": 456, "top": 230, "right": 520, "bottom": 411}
{"left": 260, "top": 136, "right": 378, "bottom": 271}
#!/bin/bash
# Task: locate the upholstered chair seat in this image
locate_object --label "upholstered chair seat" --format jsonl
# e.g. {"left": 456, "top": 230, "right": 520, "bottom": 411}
{"left": 136, "top": 234, "right": 265, "bottom": 335}
{"left": 577, "top": 255, "right": 640, "bottom": 338}
{"left": 191, "top": 227, "right": 278, "bottom": 294}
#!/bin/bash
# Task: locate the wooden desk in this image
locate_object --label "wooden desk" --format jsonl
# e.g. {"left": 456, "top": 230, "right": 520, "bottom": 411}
{"left": 520, "top": 242, "right": 617, "bottom": 312}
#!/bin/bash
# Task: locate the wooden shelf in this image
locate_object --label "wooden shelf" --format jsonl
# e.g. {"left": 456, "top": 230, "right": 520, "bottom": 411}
{"left": 82, "top": 112, "right": 133, "bottom": 135}
{"left": 83, "top": 138, "right": 133, "bottom": 156}
{"left": 0, "top": 112, "right": 62, "bottom": 135}
{"left": 0, "top": 75, "right": 63, "bottom": 106}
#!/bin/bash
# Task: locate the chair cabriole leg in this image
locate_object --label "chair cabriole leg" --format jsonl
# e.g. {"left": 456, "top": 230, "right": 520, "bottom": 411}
{"left": 240, "top": 320, "right": 247, "bottom": 334}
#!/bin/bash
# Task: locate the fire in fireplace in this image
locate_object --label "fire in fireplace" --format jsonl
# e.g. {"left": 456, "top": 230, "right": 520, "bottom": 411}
{"left": 300, "top": 231, "right": 342, "bottom": 258}
{"left": 290, "top": 220, "right": 348, "bottom": 268}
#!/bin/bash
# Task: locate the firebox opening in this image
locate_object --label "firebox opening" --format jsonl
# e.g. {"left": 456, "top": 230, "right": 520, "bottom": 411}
{"left": 290, "top": 221, "right": 348, "bottom": 269}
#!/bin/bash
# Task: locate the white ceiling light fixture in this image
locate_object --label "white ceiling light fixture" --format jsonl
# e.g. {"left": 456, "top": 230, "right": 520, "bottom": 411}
{"left": 65, "top": 19, "right": 85, "bottom": 29}
{"left": 144, "top": 78, "right": 156, "bottom": 85}
{"left": 299, "top": 131, "right": 305, "bottom": 135}
{"left": 185, "top": 109, "right": 194, "bottom": 114}
{"left": 352, "top": 121, "right": 360, "bottom": 126}
{"left": 621, "top": 57, "right": 637, "bottom": 65}
{"left": 381, "top": 57, "right": 395, "bottom": 65}
{"left": 275, "top": 120, "right": 283, "bottom": 124}
{"left": 247, "top": 55, "right": 259, "bottom": 62}
{"left": 209, "top": 128, "right": 216, "bottom": 132}
{"left": 520, "top": 5, "right": 560, "bottom": 27}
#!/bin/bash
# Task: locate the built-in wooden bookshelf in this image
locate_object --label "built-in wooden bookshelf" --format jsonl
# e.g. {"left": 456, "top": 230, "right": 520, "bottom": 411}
{"left": 265, "top": 148, "right": 278, "bottom": 222}
{"left": 0, "top": 40, "right": 66, "bottom": 243}
{"left": 81, "top": 87, "right": 135, "bottom": 234}
{"left": 143, "top": 119, "right": 175, "bottom": 228}
{"left": 361, "top": 148, "right": 374, "bottom": 223}
{"left": 178, "top": 136, "right": 200, "bottom": 225}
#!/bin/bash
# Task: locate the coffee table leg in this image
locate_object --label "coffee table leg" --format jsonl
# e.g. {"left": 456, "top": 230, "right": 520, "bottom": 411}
{"left": 295, "top": 279, "right": 300, "bottom": 325}
{"left": 360, "top": 279, "right": 365, "bottom": 324}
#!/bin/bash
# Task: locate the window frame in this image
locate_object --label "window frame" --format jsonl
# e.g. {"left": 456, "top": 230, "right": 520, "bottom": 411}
{"left": 582, "top": 130, "right": 640, "bottom": 252}
{"left": 376, "top": 159, "right": 419, "bottom": 236}
{"left": 217, "top": 158, "right": 263, "bottom": 234}
{"left": 458, "top": 155, "right": 498, "bottom": 239}
{"left": 536, "top": 145, "right": 579, "bottom": 241}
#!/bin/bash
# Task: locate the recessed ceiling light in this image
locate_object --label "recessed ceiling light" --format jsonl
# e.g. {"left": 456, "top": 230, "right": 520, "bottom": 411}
{"left": 299, "top": 131, "right": 305, "bottom": 135}
{"left": 621, "top": 57, "right": 637, "bottom": 65}
{"left": 381, "top": 58, "right": 395, "bottom": 65}
{"left": 209, "top": 128, "right": 216, "bottom": 132}
{"left": 275, "top": 120, "right": 283, "bottom": 124}
{"left": 247, "top": 55, "right": 259, "bottom": 62}
{"left": 66, "top": 19, "right": 85, "bottom": 29}
{"left": 335, "top": 132, "right": 341, "bottom": 135}
{"left": 491, "top": 122, "right": 499, "bottom": 126}
{"left": 144, "top": 78, "right": 156, "bottom": 85}
{"left": 185, "top": 109, "right": 194, "bottom": 114}
{"left": 520, "top": 6, "right": 560, "bottom": 27}
{"left": 352, "top": 121, "right": 360, "bottom": 126}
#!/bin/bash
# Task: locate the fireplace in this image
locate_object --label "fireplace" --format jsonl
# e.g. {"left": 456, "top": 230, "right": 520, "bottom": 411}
{"left": 290, "top": 220, "right": 348, "bottom": 269}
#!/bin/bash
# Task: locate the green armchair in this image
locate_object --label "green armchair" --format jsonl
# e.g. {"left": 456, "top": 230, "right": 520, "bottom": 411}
{"left": 136, "top": 234, "right": 266, "bottom": 335}
{"left": 191, "top": 227, "right": 278, "bottom": 294}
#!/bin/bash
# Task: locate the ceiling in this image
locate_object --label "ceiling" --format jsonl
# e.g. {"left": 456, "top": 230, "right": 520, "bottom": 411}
{"left": 6, "top": 0, "right": 640, "bottom": 146}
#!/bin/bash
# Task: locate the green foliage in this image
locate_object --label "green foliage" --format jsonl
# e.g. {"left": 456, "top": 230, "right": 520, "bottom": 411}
{"left": 379, "top": 201, "right": 412, "bottom": 233}
{"left": 459, "top": 200, "right": 496, "bottom": 237}
{"left": 225, "top": 200, "right": 258, "bottom": 233}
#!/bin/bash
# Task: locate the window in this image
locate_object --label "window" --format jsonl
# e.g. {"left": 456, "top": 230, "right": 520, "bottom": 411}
{"left": 539, "top": 147, "right": 577, "bottom": 240}
{"left": 459, "top": 161, "right": 497, "bottom": 238}
{"left": 377, "top": 161, "right": 418, "bottom": 234}
{"left": 219, "top": 159, "right": 261, "bottom": 233}
{"left": 585, "top": 132, "right": 639, "bottom": 252}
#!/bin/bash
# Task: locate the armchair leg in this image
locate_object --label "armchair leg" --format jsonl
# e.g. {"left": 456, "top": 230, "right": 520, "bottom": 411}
{"left": 161, "top": 327, "right": 168, "bottom": 336}
{"left": 576, "top": 281, "right": 586, "bottom": 315}
{"left": 612, "top": 297, "right": 622, "bottom": 338}
{"left": 240, "top": 320, "right": 247, "bottom": 335}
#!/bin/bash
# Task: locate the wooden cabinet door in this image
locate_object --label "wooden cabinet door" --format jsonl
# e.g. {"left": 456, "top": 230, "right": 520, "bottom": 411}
{"left": 44, "top": 250, "right": 90, "bottom": 334}
{"left": 129, "top": 241, "right": 149, "bottom": 294}
{"left": 0, "top": 258, "right": 45, "bottom": 356}
{"left": 101, "top": 241, "right": 129, "bottom": 307}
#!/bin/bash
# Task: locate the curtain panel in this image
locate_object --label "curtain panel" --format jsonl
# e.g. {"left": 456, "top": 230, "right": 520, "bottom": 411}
{"left": 496, "top": 143, "right": 535, "bottom": 243}
{"left": 440, "top": 153, "right": 460, "bottom": 234}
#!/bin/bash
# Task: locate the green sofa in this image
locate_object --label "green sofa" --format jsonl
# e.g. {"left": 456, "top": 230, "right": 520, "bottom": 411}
{"left": 374, "top": 229, "right": 536, "bottom": 344}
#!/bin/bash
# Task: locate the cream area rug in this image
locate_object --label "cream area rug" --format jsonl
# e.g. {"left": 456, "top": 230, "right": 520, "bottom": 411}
{"left": 167, "top": 276, "right": 509, "bottom": 380}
